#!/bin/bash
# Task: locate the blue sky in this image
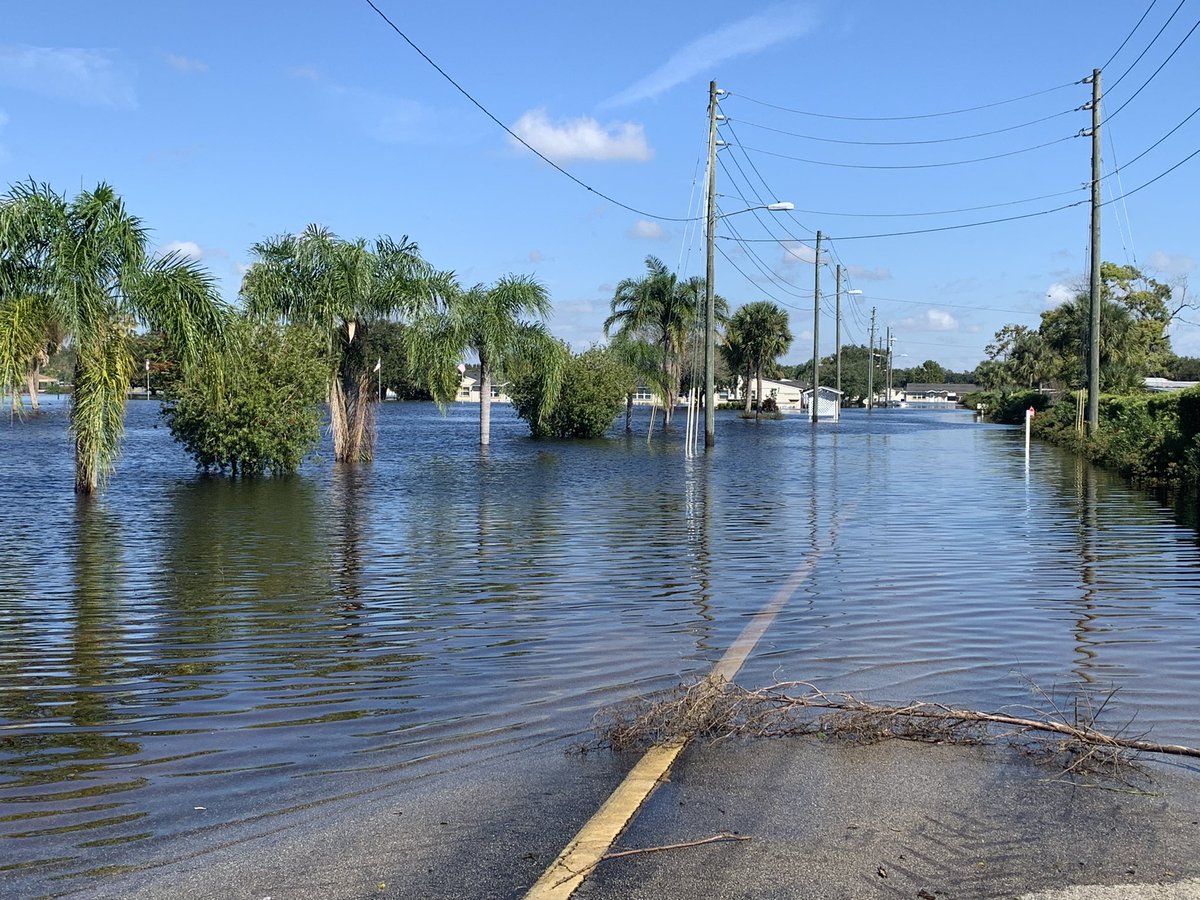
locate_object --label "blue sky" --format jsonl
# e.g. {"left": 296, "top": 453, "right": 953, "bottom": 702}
{"left": 2, "top": 2, "right": 1197, "bottom": 370}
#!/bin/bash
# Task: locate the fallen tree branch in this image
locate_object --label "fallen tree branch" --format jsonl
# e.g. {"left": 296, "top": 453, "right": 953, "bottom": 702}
{"left": 584, "top": 678, "right": 1200, "bottom": 766}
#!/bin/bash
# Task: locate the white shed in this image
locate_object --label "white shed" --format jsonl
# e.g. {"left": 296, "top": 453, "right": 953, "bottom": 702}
{"left": 802, "top": 386, "right": 843, "bottom": 421}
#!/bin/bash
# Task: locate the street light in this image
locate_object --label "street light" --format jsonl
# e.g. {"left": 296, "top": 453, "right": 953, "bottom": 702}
{"left": 704, "top": 201, "right": 793, "bottom": 450}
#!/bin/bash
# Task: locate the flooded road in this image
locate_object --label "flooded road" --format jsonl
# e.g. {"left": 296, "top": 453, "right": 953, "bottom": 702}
{"left": 3, "top": 399, "right": 1200, "bottom": 892}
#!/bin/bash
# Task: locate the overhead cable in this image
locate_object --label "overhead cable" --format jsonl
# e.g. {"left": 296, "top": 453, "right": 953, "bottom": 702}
{"left": 723, "top": 108, "right": 1077, "bottom": 146}
{"left": 1105, "top": 0, "right": 1188, "bottom": 93}
{"left": 361, "top": 0, "right": 699, "bottom": 222}
{"left": 1105, "top": 17, "right": 1200, "bottom": 123}
{"left": 727, "top": 81, "right": 1079, "bottom": 122}
{"left": 735, "top": 134, "right": 1078, "bottom": 170}
{"left": 1102, "top": 0, "right": 1161, "bottom": 71}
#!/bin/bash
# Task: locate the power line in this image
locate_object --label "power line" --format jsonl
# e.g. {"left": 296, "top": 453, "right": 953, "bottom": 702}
{"left": 723, "top": 108, "right": 1077, "bottom": 147}
{"left": 361, "top": 0, "right": 699, "bottom": 223}
{"left": 728, "top": 81, "right": 1080, "bottom": 122}
{"left": 1105, "top": 0, "right": 1188, "bottom": 93}
{"left": 735, "top": 134, "right": 1078, "bottom": 170}
{"left": 1102, "top": 0, "right": 1161, "bottom": 71}
{"left": 1106, "top": 17, "right": 1200, "bottom": 123}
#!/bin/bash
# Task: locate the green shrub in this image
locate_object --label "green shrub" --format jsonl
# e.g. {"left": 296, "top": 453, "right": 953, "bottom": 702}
{"left": 510, "top": 347, "right": 631, "bottom": 439}
{"left": 164, "top": 320, "right": 328, "bottom": 476}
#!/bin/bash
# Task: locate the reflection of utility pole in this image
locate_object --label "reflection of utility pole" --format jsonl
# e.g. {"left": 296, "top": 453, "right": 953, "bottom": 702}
{"left": 866, "top": 307, "right": 876, "bottom": 411}
{"left": 145, "top": 358, "right": 150, "bottom": 399}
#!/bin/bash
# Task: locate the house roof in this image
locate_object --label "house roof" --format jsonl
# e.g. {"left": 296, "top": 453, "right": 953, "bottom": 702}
{"left": 905, "top": 383, "right": 979, "bottom": 394}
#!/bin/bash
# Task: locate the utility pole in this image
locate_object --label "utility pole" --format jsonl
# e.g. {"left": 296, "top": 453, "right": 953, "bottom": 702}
{"left": 811, "top": 231, "right": 822, "bottom": 424}
{"left": 867, "top": 307, "right": 876, "bottom": 411}
{"left": 1086, "top": 67, "right": 1102, "bottom": 435}
{"left": 704, "top": 80, "right": 720, "bottom": 450}
{"left": 885, "top": 328, "right": 893, "bottom": 407}
{"left": 835, "top": 264, "right": 843, "bottom": 399}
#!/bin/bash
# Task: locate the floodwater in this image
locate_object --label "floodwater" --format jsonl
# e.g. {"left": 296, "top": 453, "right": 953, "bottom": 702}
{"left": 2, "top": 398, "right": 1200, "bottom": 890}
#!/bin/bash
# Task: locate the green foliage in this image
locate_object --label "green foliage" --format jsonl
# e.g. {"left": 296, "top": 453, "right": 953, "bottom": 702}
{"left": 127, "top": 330, "right": 181, "bottom": 396}
{"left": 509, "top": 346, "right": 630, "bottom": 439}
{"left": 961, "top": 389, "right": 1049, "bottom": 423}
{"left": 984, "top": 263, "right": 1176, "bottom": 393}
{"left": 904, "top": 359, "right": 947, "bottom": 385}
{"left": 164, "top": 320, "right": 327, "bottom": 476}
{"left": 361, "top": 320, "right": 431, "bottom": 400}
{"left": 0, "top": 180, "right": 230, "bottom": 492}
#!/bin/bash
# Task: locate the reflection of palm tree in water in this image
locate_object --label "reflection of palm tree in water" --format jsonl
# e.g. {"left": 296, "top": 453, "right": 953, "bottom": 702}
{"left": 332, "top": 464, "right": 368, "bottom": 608}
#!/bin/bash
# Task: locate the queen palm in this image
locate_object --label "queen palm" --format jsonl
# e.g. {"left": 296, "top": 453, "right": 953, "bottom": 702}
{"left": 727, "top": 301, "right": 792, "bottom": 422}
{"left": 604, "top": 257, "right": 724, "bottom": 426}
{"left": 241, "top": 226, "right": 444, "bottom": 462}
{"left": 414, "top": 274, "right": 561, "bottom": 446}
{"left": 0, "top": 181, "right": 229, "bottom": 493}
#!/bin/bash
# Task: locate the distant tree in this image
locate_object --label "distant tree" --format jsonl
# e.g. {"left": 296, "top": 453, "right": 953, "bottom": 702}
{"left": 127, "top": 331, "right": 182, "bottom": 397}
{"left": 1165, "top": 355, "right": 1200, "bottom": 381}
{"left": 726, "top": 301, "right": 792, "bottom": 422}
{"left": 361, "top": 320, "right": 431, "bottom": 401}
{"left": 164, "top": 319, "right": 327, "bottom": 476}
{"left": 0, "top": 181, "right": 230, "bottom": 493}
{"left": 608, "top": 329, "right": 661, "bottom": 431}
{"left": 906, "top": 359, "right": 948, "bottom": 385}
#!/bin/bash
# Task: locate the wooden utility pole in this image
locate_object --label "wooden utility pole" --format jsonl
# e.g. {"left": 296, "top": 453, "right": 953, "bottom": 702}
{"left": 1086, "top": 68, "right": 1102, "bottom": 434}
{"left": 811, "top": 231, "right": 822, "bottom": 424}
{"left": 885, "top": 327, "right": 893, "bottom": 407}
{"left": 867, "top": 307, "right": 876, "bottom": 411}
{"left": 704, "top": 80, "right": 719, "bottom": 449}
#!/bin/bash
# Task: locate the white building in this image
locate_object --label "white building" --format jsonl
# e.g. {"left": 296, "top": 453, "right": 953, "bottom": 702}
{"left": 457, "top": 376, "right": 512, "bottom": 404}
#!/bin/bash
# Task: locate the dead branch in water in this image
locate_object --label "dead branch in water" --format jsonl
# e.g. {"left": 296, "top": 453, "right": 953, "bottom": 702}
{"left": 583, "top": 678, "right": 1200, "bottom": 768}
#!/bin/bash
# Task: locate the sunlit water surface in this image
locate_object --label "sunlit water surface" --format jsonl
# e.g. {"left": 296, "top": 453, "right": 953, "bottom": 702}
{"left": 2, "top": 399, "right": 1199, "bottom": 887}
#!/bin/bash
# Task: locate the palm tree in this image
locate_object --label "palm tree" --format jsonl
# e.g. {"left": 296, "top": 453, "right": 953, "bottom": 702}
{"left": 604, "top": 257, "right": 724, "bottom": 426}
{"left": 241, "top": 226, "right": 443, "bottom": 462}
{"left": 608, "top": 329, "right": 662, "bottom": 432}
{"left": 720, "top": 321, "right": 755, "bottom": 415}
{"left": 0, "top": 181, "right": 229, "bottom": 493}
{"left": 727, "top": 301, "right": 792, "bottom": 422}
{"left": 417, "top": 275, "right": 560, "bottom": 446}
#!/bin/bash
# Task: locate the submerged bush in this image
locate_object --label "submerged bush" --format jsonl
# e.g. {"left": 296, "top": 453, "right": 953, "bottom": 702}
{"left": 509, "top": 346, "right": 631, "bottom": 439}
{"left": 164, "top": 320, "right": 328, "bottom": 476}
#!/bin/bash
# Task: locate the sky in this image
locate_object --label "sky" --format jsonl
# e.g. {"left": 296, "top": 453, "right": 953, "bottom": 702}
{"left": 2, "top": 1, "right": 1197, "bottom": 371}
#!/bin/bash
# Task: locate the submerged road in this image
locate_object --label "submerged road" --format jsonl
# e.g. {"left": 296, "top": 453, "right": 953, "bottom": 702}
{"left": 4, "top": 404, "right": 1200, "bottom": 897}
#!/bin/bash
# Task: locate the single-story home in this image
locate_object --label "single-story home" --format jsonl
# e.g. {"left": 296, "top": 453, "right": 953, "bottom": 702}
{"left": 457, "top": 375, "right": 512, "bottom": 404}
{"left": 903, "top": 383, "right": 978, "bottom": 408}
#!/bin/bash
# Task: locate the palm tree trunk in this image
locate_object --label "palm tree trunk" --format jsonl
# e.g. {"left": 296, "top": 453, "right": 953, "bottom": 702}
{"left": 755, "top": 362, "right": 764, "bottom": 423}
{"left": 329, "top": 377, "right": 351, "bottom": 462}
{"left": 347, "top": 368, "right": 376, "bottom": 462}
{"left": 479, "top": 353, "right": 492, "bottom": 447}
{"left": 625, "top": 390, "right": 634, "bottom": 432}
{"left": 743, "top": 363, "right": 753, "bottom": 414}
{"left": 26, "top": 357, "right": 42, "bottom": 412}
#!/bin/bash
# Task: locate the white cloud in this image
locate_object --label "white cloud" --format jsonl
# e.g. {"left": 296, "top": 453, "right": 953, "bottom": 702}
{"left": 1045, "top": 281, "right": 1075, "bottom": 307}
{"left": 1146, "top": 250, "right": 1198, "bottom": 277}
{"left": 846, "top": 265, "right": 891, "bottom": 282}
{"left": 603, "top": 2, "right": 817, "bottom": 107}
{"left": 510, "top": 109, "right": 653, "bottom": 163}
{"left": 166, "top": 54, "right": 208, "bottom": 74}
{"left": 0, "top": 45, "right": 136, "bottom": 109}
{"left": 780, "top": 241, "right": 816, "bottom": 266}
{"left": 629, "top": 220, "right": 666, "bottom": 240}
{"left": 528, "top": 250, "right": 546, "bottom": 264}
{"left": 899, "top": 309, "right": 961, "bottom": 332}
{"left": 160, "top": 240, "right": 203, "bottom": 260}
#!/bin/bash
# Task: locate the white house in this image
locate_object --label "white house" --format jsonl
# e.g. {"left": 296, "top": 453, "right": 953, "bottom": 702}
{"left": 457, "top": 375, "right": 512, "bottom": 404}
{"left": 730, "top": 377, "right": 808, "bottom": 412}
{"left": 903, "top": 383, "right": 978, "bottom": 408}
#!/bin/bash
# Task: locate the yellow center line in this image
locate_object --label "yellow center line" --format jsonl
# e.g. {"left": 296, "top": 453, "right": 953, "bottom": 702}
{"left": 525, "top": 492, "right": 865, "bottom": 899}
